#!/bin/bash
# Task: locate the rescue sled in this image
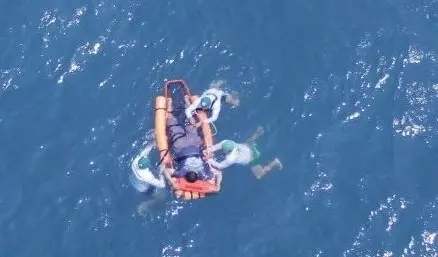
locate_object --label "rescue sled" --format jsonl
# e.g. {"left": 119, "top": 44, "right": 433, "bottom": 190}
{"left": 154, "top": 79, "right": 217, "bottom": 200}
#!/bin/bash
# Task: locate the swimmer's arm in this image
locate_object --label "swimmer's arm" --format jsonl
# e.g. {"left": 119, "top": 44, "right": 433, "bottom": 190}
{"left": 208, "top": 154, "right": 235, "bottom": 169}
{"left": 208, "top": 141, "right": 224, "bottom": 153}
{"left": 214, "top": 171, "right": 223, "bottom": 191}
{"left": 207, "top": 158, "right": 224, "bottom": 169}
{"left": 161, "top": 166, "right": 177, "bottom": 188}
{"left": 185, "top": 98, "right": 200, "bottom": 119}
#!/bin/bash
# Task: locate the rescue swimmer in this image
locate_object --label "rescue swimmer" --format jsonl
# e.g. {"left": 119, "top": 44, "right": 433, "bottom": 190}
{"left": 130, "top": 142, "right": 166, "bottom": 193}
{"left": 185, "top": 81, "right": 239, "bottom": 127}
{"left": 206, "top": 126, "right": 283, "bottom": 179}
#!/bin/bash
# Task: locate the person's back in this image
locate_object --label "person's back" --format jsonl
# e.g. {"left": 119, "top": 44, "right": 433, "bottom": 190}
{"left": 207, "top": 127, "right": 282, "bottom": 179}
{"left": 206, "top": 140, "right": 253, "bottom": 169}
{"left": 228, "top": 143, "right": 253, "bottom": 164}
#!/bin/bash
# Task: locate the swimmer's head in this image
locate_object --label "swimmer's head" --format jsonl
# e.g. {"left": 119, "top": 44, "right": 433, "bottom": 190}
{"left": 185, "top": 171, "right": 199, "bottom": 183}
{"left": 137, "top": 156, "right": 151, "bottom": 169}
{"left": 200, "top": 97, "right": 212, "bottom": 109}
{"left": 222, "top": 140, "right": 236, "bottom": 153}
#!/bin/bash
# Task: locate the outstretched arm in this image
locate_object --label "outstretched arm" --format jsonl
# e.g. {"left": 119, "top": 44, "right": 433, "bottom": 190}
{"left": 208, "top": 153, "right": 236, "bottom": 170}
{"left": 208, "top": 140, "right": 225, "bottom": 153}
{"left": 214, "top": 170, "right": 223, "bottom": 191}
{"left": 160, "top": 165, "right": 178, "bottom": 189}
{"left": 185, "top": 98, "right": 201, "bottom": 120}
{"left": 208, "top": 159, "right": 229, "bottom": 170}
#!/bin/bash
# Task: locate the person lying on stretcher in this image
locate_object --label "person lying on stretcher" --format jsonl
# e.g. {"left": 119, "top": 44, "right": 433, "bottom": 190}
{"left": 161, "top": 98, "right": 223, "bottom": 192}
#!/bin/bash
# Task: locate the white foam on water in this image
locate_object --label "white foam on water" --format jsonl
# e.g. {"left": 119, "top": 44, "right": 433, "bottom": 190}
{"left": 161, "top": 245, "right": 182, "bottom": 257}
{"left": 38, "top": 6, "right": 111, "bottom": 84}
{"left": 160, "top": 218, "right": 200, "bottom": 256}
{"left": 376, "top": 73, "right": 390, "bottom": 89}
{"left": 392, "top": 65, "right": 438, "bottom": 140}
{"left": 380, "top": 251, "right": 393, "bottom": 257}
{"left": 421, "top": 231, "right": 437, "bottom": 253}
{"left": 345, "top": 195, "right": 438, "bottom": 257}
{"left": 56, "top": 39, "right": 107, "bottom": 84}
{"left": 386, "top": 214, "right": 398, "bottom": 232}
{"left": 98, "top": 76, "right": 111, "bottom": 88}
{"left": 74, "top": 195, "right": 91, "bottom": 210}
{"left": 343, "top": 195, "right": 410, "bottom": 256}
{"left": 66, "top": 6, "right": 87, "bottom": 28}
{"left": 407, "top": 45, "right": 424, "bottom": 64}
{"left": 303, "top": 157, "right": 333, "bottom": 203}
{"left": 345, "top": 112, "right": 361, "bottom": 122}
{"left": 304, "top": 79, "right": 319, "bottom": 102}
{"left": 1, "top": 68, "right": 21, "bottom": 91}
{"left": 39, "top": 6, "right": 87, "bottom": 47}
{"left": 89, "top": 43, "right": 102, "bottom": 55}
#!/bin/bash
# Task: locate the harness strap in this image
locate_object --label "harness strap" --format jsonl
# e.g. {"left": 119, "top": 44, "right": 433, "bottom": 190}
{"left": 156, "top": 123, "right": 188, "bottom": 168}
{"left": 205, "top": 93, "right": 218, "bottom": 108}
{"left": 156, "top": 149, "right": 169, "bottom": 167}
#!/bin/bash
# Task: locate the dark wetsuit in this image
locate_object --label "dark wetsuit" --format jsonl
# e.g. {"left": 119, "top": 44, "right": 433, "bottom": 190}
{"left": 166, "top": 113, "right": 214, "bottom": 180}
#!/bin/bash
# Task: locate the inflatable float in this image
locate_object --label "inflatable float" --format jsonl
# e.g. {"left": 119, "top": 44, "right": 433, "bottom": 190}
{"left": 154, "top": 79, "right": 217, "bottom": 200}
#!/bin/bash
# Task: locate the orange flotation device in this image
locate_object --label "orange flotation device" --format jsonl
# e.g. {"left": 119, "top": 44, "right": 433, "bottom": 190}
{"left": 154, "top": 79, "right": 217, "bottom": 200}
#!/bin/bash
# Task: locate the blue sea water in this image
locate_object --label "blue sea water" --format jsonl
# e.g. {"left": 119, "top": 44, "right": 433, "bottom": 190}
{"left": 1, "top": 0, "right": 438, "bottom": 256}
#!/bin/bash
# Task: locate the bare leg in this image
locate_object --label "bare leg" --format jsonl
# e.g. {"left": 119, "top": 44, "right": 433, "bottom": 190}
{"left": 251, "top": 158, "right": 283, "bottom": 179}
{"left": 246, "top": 126, "right": 265, "bottom": 143}
{"left": 251, "top": 165, "right": 265, "bottom": 179}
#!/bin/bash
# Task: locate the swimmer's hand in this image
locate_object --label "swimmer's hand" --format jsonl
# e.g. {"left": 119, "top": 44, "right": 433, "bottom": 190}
{"left": 202, "top": 149, "right": 212, "bottom": 159}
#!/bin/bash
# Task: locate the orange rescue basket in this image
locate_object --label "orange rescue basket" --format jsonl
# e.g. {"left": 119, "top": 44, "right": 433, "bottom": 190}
{"left": 154, "top": 79, "right": 217, "bottom": 200}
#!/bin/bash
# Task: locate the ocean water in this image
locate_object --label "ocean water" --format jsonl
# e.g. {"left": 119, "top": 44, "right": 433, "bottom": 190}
{"left": 1, "top": 0, "right": 437, "bottom": 256}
